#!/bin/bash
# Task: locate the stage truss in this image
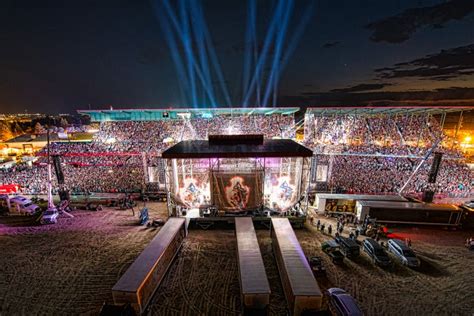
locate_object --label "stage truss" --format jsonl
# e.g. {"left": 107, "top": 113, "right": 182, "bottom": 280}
{"left": 164, "top": 156, "right": 311, "bottom": 217}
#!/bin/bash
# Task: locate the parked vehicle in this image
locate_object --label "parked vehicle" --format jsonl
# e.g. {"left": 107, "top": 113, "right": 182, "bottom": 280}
{"left": 387, "top": 239, "right": 420, "bottom": 268}
{"left": 10, "top": 196, "right": 31, "bottom": 204}
{"left": 9, "top": 196, "right": 40, "bottom": 215}
{"left": 322, "top": 240, "right": 344, "bottom": 264}
{"left": 335, "top": 236, "right": 360, "bottom": 258}
{"left": 307, "top": 256, "right": 326, "bottom": 277}
{"left": 40, "top": 210, "right": 59, "bottom": 224}
{"left": 362, "top": 238, "right": 391, "bottom": 267}
{"left": 464, "top": 200, "right": 474, "bottom": 209}
{"left": 327, "top": 288, "right": 363, "bottom": 316}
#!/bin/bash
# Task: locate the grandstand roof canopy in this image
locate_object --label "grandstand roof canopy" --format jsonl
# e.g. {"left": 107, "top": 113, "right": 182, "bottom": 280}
{"left": 4, "top": 133, "right": 62, "bottom": 143}
{"left": 77, "top": 107, "right": 299, "bottom": 122}
{"left": 162, "top": 139, "right": 313, "bottom": 159}
{"left": 306, "top": 106, "right": 472, "bottom": 116}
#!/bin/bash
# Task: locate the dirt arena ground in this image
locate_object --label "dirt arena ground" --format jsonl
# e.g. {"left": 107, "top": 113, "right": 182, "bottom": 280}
{"left": 0, "top": 202, "right": 167, "bottom": 316}
{"left": 298, "top": 218, "right": 474, "bottom": 316}
{"left": 148, "top": 229, "right": 289, "bottom": 316}
{"left": 0, "top": 202, "right": 473, "bottom": 315}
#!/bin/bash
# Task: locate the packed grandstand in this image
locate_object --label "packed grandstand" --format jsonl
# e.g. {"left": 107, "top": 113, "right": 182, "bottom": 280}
{"left": 0, "top": 108, "right": 472, "bottom": 199}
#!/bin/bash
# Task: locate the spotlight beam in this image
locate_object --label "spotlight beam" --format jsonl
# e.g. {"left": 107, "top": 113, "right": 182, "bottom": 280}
{"left": 190, "top": 1, "right": 217, "bottom": 107}
{"left": 151, "top": 0, "right": 191, "bottom": 105}
{"left": 279, "top": 1, "right": 315, "bottom": 75}
{"left": 193, "top": 2, "right": 232, "bottom": 106}
{"left": 270, "top": 1, "right": 315, "bottom": 106}
{"left": 161, "top": 0, "right": 218, "bottom": 107}
{"left": 178, "top": 0, "right": 198, "bottom": 107}
{"left": 242, "top": 0, "right": 256, "bottom": 106}
{"left": 251, "top": 4, "right": 260, "bottom": 107}
{"left": 262, "top": 0, "right": 293, "bottom": 107}
{"left": 242, "top": 0, "right": 285, "bottom": 107}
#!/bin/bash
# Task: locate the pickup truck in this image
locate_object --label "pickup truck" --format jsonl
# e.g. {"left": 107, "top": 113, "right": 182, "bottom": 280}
{"left": 322, "top": 240, "right": 344, "bottom": 264}
{"left": 9, "top": 196, "right": 41, "bottom": 215}
{"left": 307, "top": 256, "right": 326, "bottom": 277}
{"left": 40, "top": 210, "right": 59, "bottom": 224}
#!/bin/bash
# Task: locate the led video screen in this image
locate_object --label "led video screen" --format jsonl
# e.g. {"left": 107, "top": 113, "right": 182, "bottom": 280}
{"left": 211, "top": 172, "right": 263, "bottom": 211}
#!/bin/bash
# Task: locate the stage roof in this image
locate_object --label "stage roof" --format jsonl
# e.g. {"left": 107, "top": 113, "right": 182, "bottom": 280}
{"left": 77, "top": 107, "right": 299, "bottom": 122}
{"left": 306, "top": 106, "right": 471, "bottom": 116}
{"left": 162, "top": 139, "right": 313, "bottom": 159}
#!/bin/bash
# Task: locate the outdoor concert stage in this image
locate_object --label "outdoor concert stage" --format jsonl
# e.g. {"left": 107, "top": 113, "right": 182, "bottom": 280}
{"left": 161, "top": 135, "right": 312, "bottom": 227}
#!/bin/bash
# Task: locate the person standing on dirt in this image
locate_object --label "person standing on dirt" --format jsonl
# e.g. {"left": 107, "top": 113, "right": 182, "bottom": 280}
{"left": 316, "top": 219, "right": 320, "bottom": 230}
{"left": 328, "top": 224, "right": 332, "bottom": 235}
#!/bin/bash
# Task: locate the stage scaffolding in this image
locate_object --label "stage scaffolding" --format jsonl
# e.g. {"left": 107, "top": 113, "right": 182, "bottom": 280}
{"left": 164, "top": 156, "right": 311, "bottom": 217}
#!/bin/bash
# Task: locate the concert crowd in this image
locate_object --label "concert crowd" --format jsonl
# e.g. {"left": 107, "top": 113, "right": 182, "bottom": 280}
{"left": 0, "top": 113, "right": 472, "bottom": 198}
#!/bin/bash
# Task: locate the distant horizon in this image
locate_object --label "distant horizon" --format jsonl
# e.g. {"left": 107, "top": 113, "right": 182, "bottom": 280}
{"left": 2, "top": 103, "right": 474, "bottom": 116}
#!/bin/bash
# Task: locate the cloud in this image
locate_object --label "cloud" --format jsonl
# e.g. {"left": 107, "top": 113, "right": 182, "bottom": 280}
{"left": 322, "top": 41, "right": 340, "bottom": 48}
{"left": 278, "top": 87, "right": 474, "bottom": 107}
{"left": 375, "top": 43, "right": 474, "bottom": 80}
{"left": 366, "top": 0, "right": 474, "bottom": 43}
{"left": 331, "top": 83, "right": 391, "bottom": 93}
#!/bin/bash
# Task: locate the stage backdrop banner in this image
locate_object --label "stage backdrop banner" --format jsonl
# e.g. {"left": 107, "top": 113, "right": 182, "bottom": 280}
{"left": 211, "top": 172, "right": 263, "bottom": 211}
